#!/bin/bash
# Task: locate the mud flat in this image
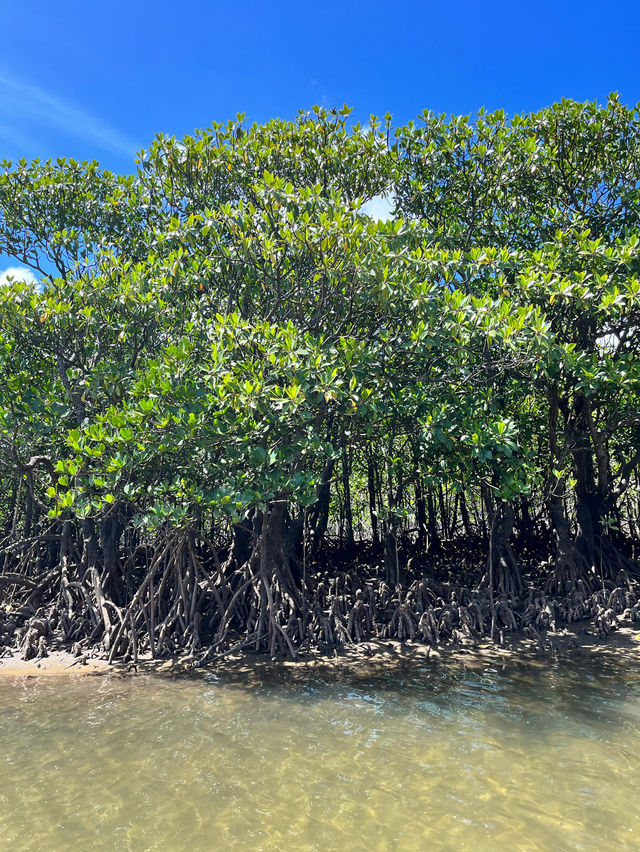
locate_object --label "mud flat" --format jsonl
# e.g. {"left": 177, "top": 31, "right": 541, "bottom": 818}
{"left": 1, "top": 621, "right": 638, "bottom": 681}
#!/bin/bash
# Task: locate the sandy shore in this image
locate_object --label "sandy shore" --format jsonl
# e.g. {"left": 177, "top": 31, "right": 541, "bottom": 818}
{"left": 0, "top": 650, "right": 111, "bottom": 677}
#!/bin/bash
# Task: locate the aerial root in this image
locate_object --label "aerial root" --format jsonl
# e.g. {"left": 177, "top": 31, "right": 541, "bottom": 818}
{"left": 2, "top": 521, "right": 640, "bottom": 663}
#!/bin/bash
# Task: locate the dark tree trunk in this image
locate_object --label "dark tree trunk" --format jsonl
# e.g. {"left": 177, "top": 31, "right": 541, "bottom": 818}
{"left": 228, "top": 516, "right": 255, "bottom": 571}
{"left": 414, "top": 476, "right": 427, "bottom": 551}
{"left": 99, "top": 513, "right": 125, "bottom": 603}
{"left": 341, "top": 445, "right": 354, "bottom": 550}
{"left": 426, "top": 488, "right": 441, "bottom": 553}
{"left": 573, "top": 420, "right": 602, "bottom": 572}
{"left": 263, "top": 502, "right": 304, "bottom": 598}
{"left": 82, "top": 518, "right": 112, "bottom": 644}
{"left": 384, "top": 527, "right": 400, "bottom": 588}
{"left": 545, "top": 486, "right": 591, "bottom": 592}
{"left": 484, "top": 495, "right": 521, "bottom": 596}
{"left": 448, "top": 492, "right": 459, "bottom": 539}
{"left": 310, "top": 458, "right": 335, "bottom": 549}
{"left": 367, "top": 447, "right": 379, "bottom": 544}
{"left": 438, "top": 486, "right": 448, "bottom": 540}
{"left": 81, "top": 518, "right": 101, "bottom": 572}
{"left": 516, "top": 497, "right": 535, "bottom": 550}
{"left": 459, "top": 488, "right": 474, "bottom": 539}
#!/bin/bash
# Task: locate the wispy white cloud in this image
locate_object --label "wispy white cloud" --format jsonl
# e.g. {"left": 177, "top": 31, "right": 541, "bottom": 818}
{"left": 360, "top": 193, "right": 395, "bottom": 221}
{"left": 0, "top": 266, "right": 38, "bottom": 288}
{"left": 0, "top": 71, "right": 138, "bottom": 158}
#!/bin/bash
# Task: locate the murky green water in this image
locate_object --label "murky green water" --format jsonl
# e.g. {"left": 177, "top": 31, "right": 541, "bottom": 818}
{"left": 1, "top": 654, "right": 639, "bottom": 851}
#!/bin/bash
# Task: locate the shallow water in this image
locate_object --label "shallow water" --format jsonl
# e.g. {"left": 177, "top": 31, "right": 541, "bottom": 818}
{"left": 1, "top": 653, "right": 639, "bottom": 851}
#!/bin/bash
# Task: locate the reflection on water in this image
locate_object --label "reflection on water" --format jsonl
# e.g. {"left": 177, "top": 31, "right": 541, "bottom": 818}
{"left": 1, "top": 654, "right": 639, "bottom": 851}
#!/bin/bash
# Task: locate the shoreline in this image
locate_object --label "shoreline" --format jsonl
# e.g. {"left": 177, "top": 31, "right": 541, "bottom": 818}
{"left": 1, "top": 622, "right": 639, "bottom": 680}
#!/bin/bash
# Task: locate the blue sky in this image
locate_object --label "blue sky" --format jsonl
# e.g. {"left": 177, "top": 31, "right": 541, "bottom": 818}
{"left": 2, "top": 0, "right": 640, "bottom": 279}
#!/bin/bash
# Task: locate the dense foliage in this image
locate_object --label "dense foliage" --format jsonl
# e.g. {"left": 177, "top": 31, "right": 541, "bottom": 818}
{"left": 1, "top": 99, "right": 639, "bottom": 662}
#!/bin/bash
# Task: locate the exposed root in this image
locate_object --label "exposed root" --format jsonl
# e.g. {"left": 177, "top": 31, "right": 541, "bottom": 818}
{"left": 1, "top": 515, "right": 639, "bottom": 664}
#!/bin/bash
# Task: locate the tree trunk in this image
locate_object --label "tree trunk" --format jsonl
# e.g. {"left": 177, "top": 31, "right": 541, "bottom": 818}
{"left": 459, "top": 488, "right": 474, "bottom": 539}
{"left": 310, "top": 458, "right": 335, "bottom": 549}
{"left": 341, "top": 445, "right": 354, "bottom": 550}
{"left": 99, "top": 512, "right": 125, "bottom": 603}
{"left": 483, "top": 495, "right": 521, "bottom": 596}
{"left": 367, "top": 447, "right": 379, "bottom": 544}
{"left": 414, "top": 476, "right": 427, "bottom": 551}
{"left": 426, "top": 488, "right": 441, "bottom": 553}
